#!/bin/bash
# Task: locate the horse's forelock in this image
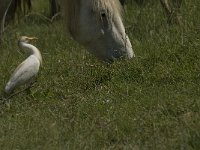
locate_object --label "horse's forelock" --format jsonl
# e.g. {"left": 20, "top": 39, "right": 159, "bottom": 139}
{"left": 91, "top": 0, "right": 123, "bottom": 18}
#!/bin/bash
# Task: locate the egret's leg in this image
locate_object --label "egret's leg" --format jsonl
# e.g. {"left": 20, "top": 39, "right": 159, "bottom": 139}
{"left": 0, "top": 93, "right": 6, "bottom": 103}
{"left": 1, "top": 79, "right": 38, "bottom": 103}
{"left": 26, "top": 86, "right": 32, "bottom": 95}
{"left": 26, "top": 80, "right": 37, "bottom": 96}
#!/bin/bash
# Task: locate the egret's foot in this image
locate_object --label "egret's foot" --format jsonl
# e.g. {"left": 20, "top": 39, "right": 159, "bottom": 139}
{"left": 0, "top": 92, "right": 10, "bottom": 104}
{"left": 25, "top": 85, "right": 36, "bottom": 99}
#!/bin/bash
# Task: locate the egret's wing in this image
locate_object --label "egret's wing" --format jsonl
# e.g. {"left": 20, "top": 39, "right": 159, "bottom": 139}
{"left": 10, "top": 59, "right": 29, "bottom": 78}
{"left": 7, "top": 55, "right": 40, "bottom": 88}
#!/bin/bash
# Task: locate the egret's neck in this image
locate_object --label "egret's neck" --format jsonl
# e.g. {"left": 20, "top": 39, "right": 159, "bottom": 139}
{"left": 20, "top": 42, "right": 42, "bottom": 63}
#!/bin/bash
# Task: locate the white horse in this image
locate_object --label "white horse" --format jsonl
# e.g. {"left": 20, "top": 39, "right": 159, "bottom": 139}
{"left": 61, "top": 0, "right": 134, "bottom": 62}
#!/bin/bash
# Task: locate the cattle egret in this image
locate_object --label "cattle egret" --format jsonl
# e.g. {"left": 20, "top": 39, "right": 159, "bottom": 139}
{"left": 5, "top": 36, "right": 42, "bottom": 94}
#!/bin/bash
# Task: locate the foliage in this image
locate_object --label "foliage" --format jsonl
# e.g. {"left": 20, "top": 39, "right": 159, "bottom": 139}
{"left": 0, "top": 0, "right": 200, "bottom": 149}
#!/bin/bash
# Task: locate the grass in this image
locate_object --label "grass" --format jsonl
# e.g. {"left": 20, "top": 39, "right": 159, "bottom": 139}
{"left": 0, "top": 0, "right": 200, "bottom": 149}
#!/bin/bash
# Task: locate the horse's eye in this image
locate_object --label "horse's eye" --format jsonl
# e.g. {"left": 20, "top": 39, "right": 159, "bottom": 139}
{"left": 100, "top": 12, "right": 108, "bottom": 28}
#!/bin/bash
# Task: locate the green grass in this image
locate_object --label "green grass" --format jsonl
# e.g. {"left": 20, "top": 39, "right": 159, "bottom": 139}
{"left": 0, "top": 0, "right": 200, "bottom": 149}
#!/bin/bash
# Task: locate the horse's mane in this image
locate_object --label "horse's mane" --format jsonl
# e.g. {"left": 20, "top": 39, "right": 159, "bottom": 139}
{"left": 61, "top": 0, "right": 122, "bottom": 38}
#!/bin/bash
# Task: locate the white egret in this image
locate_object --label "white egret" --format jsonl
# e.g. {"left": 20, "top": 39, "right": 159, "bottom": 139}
{"left": 5, "top": 36, "right": 42, "bottom": 94}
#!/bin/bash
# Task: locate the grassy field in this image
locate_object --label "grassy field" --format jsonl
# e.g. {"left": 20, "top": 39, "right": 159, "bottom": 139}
{"left": 0, "top": 0, "right": 200, "bottom": 149}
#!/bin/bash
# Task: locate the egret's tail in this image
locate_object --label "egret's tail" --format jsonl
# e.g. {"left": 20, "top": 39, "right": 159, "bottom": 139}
{"left": 5, "top": 82, "right": 14, "bottom": 94}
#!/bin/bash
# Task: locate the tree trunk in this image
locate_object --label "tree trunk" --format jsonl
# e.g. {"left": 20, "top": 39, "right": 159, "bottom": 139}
{"left": 49, "top": 0, "right": 60, "bottom": 17}
{"left": 160, "top": 0, "right": 182, "bottom": 25}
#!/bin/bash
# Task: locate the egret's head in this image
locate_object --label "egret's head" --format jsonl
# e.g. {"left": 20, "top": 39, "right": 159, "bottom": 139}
{"left": 17, "top": 36, "right": 39, "bottom": 55}
{"left": 18, "top": 36, "right": 38, "bottom": 44}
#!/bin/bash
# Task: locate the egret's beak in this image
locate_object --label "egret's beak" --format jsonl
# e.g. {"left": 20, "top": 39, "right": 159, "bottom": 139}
{"left": 27, "top": 37, "right": 38, "bottom": 41}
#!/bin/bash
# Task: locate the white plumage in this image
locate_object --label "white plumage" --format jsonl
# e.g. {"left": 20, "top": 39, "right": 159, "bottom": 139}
{"left": 5, "top": 36, "right": 42, "bottom": 94}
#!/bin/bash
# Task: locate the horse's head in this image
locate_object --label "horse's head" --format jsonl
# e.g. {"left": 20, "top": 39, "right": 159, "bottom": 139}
{"left": 62, "top": 0, "right": 134, "bottom": 62}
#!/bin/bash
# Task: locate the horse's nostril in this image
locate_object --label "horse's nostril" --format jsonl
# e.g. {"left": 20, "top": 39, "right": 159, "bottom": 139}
{"left": 101, "top": 13, "right": 106, "bottom": 17}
